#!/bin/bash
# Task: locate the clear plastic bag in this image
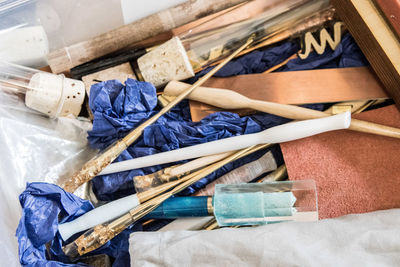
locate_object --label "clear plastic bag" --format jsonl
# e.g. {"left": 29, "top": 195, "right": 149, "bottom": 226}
{"left": 0, "top": 91, "right": 96, "bottom": 265}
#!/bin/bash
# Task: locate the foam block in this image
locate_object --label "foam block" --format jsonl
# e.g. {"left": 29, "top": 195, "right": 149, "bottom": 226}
{"left": 280, "top": 105, "right": 400, "bottom": 219}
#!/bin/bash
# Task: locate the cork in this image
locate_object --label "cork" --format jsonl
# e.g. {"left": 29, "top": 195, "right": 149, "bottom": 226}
{"left": 25, "top": 72, "right": 85, "bottom": 118}
{"left": 60, "top": 76, "right": 86, "bottom": 117}
{"left": 137, "top": 37, "right": 194, "bottom": 87}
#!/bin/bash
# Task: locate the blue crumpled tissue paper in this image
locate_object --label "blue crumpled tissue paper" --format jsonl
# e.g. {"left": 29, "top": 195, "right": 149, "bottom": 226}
{"left": 16, "top": 33, "right": 368, "bottom": 267}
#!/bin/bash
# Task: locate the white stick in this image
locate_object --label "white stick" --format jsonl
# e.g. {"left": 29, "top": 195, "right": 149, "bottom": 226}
{"left": 100, "top": 112, "right": 351, "bottom": 175}
{"left": 157, "top": 217, "right": 215, "bottom": 231}
{"left": 169, "top": 151, "right": 235, "bottom": 177}
{"left": 58, "top": 194, "right": 139, "bottom": 241}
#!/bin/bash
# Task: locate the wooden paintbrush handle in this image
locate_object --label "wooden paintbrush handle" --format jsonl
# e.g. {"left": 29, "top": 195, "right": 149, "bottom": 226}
{"left": 253, "top": 100, "right": 400, "bottom": 139}
{"left": 251, "top": 100, "right": 328, "bottom": 120}
{"left": 164, "top": 81, "right": 400, "bottom": 139}
{"left": 350, "top": 119, "right": 400, "bottom": 139}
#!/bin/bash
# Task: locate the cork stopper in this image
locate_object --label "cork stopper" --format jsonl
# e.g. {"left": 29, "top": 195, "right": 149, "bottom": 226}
{"left": 25, "top": 72, "right": 85, "bottom": 118}
{"left": 137, "top": 37, "right": 194, "bottom": 87}
{"left": 60, "top": 77, "right": 86, "bottom": 117}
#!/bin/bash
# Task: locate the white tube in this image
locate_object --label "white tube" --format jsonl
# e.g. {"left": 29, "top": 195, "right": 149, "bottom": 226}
{"left": 100, "top": 112, "right": 351, "bottom": 175}
{"left": 169, "top": 151, "right": 235, "bottom": 177}
{"left": 58, "top": 194, "right": 139, "bottom": 241}
{"left": 158, "top": 217, "right": 215, "bottom": 231}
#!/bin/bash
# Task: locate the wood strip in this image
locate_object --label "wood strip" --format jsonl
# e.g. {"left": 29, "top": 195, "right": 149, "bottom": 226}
{"left": 188, "top": 67, "right": 388, "bottom": 121}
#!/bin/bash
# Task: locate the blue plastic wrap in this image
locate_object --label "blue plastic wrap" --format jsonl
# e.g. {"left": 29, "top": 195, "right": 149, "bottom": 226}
{"left": 189, "top": 33, "right": 367, "bottom": 81}
{"left": 16, "top": 33, "right": 368, "bottom": 267}
{"left": 89, "top": 78, "right": 290, "bottom": 200}
{"left": 16, "top": 183, "right": 141, "bottom": 267}
{"left": 16, "top": 183, "right": 92, "bottom": 267}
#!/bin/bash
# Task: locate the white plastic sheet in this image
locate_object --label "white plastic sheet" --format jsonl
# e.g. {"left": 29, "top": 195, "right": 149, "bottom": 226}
{"left": 130, "top": 209, "right": 400, "bottom": 267}
{"left": 0, "top": 91, "right": 96, "bottom": 265}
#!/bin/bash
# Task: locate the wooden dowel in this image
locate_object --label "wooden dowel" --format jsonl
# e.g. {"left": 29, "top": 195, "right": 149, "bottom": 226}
{"left": 164, "top": 81, "right": 400, "bottom": 139}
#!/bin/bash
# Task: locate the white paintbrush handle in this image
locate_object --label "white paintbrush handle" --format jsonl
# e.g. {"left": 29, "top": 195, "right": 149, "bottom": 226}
{"left": 169, "top": 151, "right": 235, "bottom": 177}
{"left": 100, "top": 112, "right": 350, "bottom": 175}
{"left": 261, "top": 111, "right": 350, "bottom": 143}
{"left": 58, "top": 194, "right": 140, "bottom": 241}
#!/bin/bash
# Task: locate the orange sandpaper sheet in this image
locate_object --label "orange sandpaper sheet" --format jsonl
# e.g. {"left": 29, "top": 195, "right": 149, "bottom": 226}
{"left": 280, "top": 105, "right": 400, "bottom": 219}
{"left": 190, "top": 67, "right": 388, "bottom": 121}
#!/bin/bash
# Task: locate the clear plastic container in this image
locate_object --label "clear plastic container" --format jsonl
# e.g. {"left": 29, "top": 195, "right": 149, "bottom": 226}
{"left": 137, "top": 0, "right": 331, "bottom": 86}
{"left": 214, "top": 180, "right": 318, "bottom": 226}
{"left": 180, "top": 0, "right": 330, "bottom": 70}
{"left": 0, "top": 0, "right": 187, "bottom": 68}
{"left": 0, "top": 60, "right": 85, "bottom": 117}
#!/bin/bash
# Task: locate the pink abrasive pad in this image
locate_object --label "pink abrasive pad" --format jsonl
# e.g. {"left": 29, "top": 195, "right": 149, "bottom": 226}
{"left": 280, "top": 105, "right": 400, "bottom": 219}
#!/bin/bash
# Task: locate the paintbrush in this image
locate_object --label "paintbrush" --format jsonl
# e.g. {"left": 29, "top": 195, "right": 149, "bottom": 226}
{"left": 164, "top": 81, "right": 400, "bottom": 139}
{"left": 133, "top": 150, "right": 238, "bottom": 193}
{"left": 62, "top": 36, "right": 256, "bottom": 193}
{"left": 62, "top": 144, "right": 269, "bottom": 257}
{"left": 61, "top": 111, "right": 349, "bottom": 239}
{"left": 59, "top": 177, "right": 189, "bottom": 241}
{"left": 59, "top": 144, "right": 268, "bottom": 241}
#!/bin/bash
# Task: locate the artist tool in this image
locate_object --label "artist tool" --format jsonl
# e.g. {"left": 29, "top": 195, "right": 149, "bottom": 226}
{"left": 59, "top": 177, "right": 187, "bottom": 241}
{"left": 158, "top": 152, "right": 287, "bottom": 231}
{"left": 158, "top": 216, "right": 215, "bottom": 231}
{"left": 62, "top": 145, "right": 265, "bottom": 257}
{"left": 47, "top": 0, "right": 248, "bottom": 74}
{"left": 165, "top": 84, "right": 360, "bottom": 235}
{"left": 100, "top": 112, "right": 350, "bottom": 175}
{"left": 62, "top": 35, "right": 255, "bottom": 193}
{"left": 200, "top": 164, "right": 289, "bottom": 231}
{"left": 0, "top": 60, "right": 85, "bottom": 118}
{"left": 133, "top": 150, "right": 238, "bottom": 193}
{"left": 143, "top": 180, "right": 317, "bottom": 227}
{"left": 59, "top": 144, "right": 269, "bottom": 241}
{"left": 164, "top": 81, "right": 400, "bottom": 139}
{"left": 136, "top": 0, "right": 331, "bottom": 87}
